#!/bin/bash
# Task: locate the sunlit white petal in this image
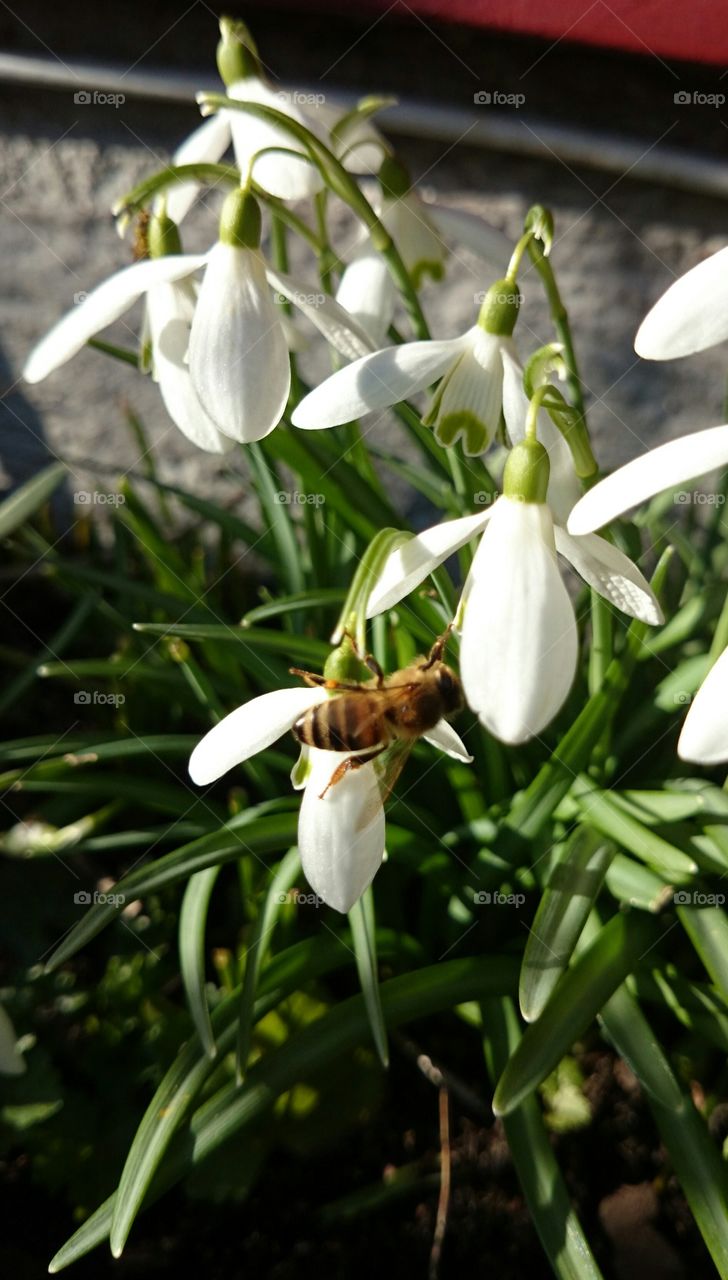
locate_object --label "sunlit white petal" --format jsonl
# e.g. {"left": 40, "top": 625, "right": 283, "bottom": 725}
{"left": 189, "top": 243, "right": 290, "bottom": 442}
{"left": 291, "top": 335, "right": 466, "bottom": 429}
{"left": 382, "top": 192, "right": 446, "bottom": 287}
{"left": 146, "top": 281, "right": 233, "bottom": 453}
{"left": 635, "top": 246, "right": 728, "bottom": 359}
{"left": 23, "top": 254, "right": 207, "bottom": 384}
{"left": 164, "top": 113, "right": 233, "bottom": 225}
{"left": 367, "top": 510, "right": 493, "bottom": 616}
{"left": 555, "top": 528, "right": 663, "bottom": 624}
{"left": 677, "top": 646, "right": 728, "bottom": 764}
{"left": 335, "top": 245, "right": 395, "bottom": 348}
{"left": 460, "top": 498, "right": 578, "bottom": 744}
{"left": 423, "top": 719, "right": 473, "bottom": 762}
{"left": 567, "top": 425, "right": 728, "bottom": 534}
{"left": 228, "top": 78, "right": 323, "bottom": 201}
{"left": 298, "top": 751, "right": 385, "bottom": 912}
{"left": 426, "top": 328, "right": 510, "bottom": 455}
{"left": 189, "top": 686, "right": 327, "bottom": 785}
{"left": 267, "top": 266, "right": 374, "bottom": 360}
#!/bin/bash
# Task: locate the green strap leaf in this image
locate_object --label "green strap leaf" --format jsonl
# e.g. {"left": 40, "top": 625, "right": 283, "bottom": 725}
{"left": 520, "top": 827, "right": 614, "bottom": 1022}
{"left": 179, "top": 866, "right": 222, "bottom": 1059}
{"left": 494, "top": 912, "right": 660, "bottom": 1116}
{"left": 349, "top": 888, "right": 388, "bottom": 1068}
{"left": 0, "top": 461, "right": 65, "bottom": 539}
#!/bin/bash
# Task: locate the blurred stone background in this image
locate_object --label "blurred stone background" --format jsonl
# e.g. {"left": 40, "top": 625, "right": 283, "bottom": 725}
{"left": 2, "top": 2, "right": 728, "bottom": 514}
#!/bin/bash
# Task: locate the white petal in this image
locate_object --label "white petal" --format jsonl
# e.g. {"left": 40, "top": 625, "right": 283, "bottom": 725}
{"left": 320, "top": 102, "right": 388, "bottom": 175}
{"left": 228, "top": 78, "right": 323, "bottom": 201}
{"left": 298, "top": 750, "right": 385, "bottom": 912}
{"left": 164, "top": 113, "right": 233, "bottom": 225}
{"left": 567, "top": 425, "right": 728, "bottom": 534}
{"left": 267, "top": 266, "right": 374, "bottom": 360}
{"left": 367, "top": 510, "right": 493, "bottom": 616}
{"left": 23, "top": 254, "right": 207, "bottom": 384}
{"left": 147, "top": 281, "right": 234, "bottom": 454}
{"left": 635, "top": 246, "right": 728, "bottom": 359}
{"left": 382, "top": 193, "right": 446, "bottom": 287}
{"left": 291, "top": 335, "right": 467, "bottom": 430}
{"left": 501, "top": 346, "right": 581, "bottom": 523}
{"left": 554, "top": 527, "right": 663, "bottom": 624}
{"left": 189, "top": 686, "right": 327, "bottom": 785}
{"left": 460, "top": 498, "right": 578, "bottom": 744}
{"left": 334, "top": 244, "right": 395, "bottom": 349}
{"left": 426, "top": 328, "right": 506, "bottom": 455}
{"left": 189, "top": 244, "right": 290, "bottom": 443}
{"left": 423, "top": 719, "right": 473, "bottom": 762}
{"left": 677, "top": 645, "right": 728, "bottom": 764}
{"left": 427, "top": 202, "right": 511, "bottom": 272}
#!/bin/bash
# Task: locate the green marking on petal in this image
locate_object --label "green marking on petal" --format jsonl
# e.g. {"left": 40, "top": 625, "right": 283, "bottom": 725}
{"left": 410, "top": 258, "right": 446, "bottom": 289}
{"left": 433, "top": 411, "right": 489, "bottom": 455}
{"left": 291, "top": 750, "right": 312, "bottom": 789}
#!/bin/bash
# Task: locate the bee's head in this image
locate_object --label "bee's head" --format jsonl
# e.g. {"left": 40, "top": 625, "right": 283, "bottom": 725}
{"left": 434, "top": 662, "right": 463, "bottom": 715}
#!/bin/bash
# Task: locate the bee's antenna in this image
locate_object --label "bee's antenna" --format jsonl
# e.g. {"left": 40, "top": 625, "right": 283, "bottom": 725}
{"left": 422, "top": 622, "right": 454, "bottom": 669}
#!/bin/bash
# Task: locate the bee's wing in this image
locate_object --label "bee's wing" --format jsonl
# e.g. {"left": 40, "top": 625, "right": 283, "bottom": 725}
{"left": 370, "top": 738, "right": 415, "bottom": 811}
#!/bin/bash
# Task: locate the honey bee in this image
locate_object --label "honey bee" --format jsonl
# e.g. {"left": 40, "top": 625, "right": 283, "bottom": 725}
{"left": 132, "top": 209, "right": 151, "bottom": 261}
{"left": 290, "top": 629, "right": 463, "bottom": 799}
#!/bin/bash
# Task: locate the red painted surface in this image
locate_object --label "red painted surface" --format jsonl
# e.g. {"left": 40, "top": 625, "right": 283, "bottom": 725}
{"left": 296, "top": 1, "right": 728, "bottom": 66}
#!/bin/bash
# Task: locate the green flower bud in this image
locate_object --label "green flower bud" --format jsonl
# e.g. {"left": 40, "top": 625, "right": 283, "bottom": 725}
{"left": 216, "top": 16, "right": 261, "bottom": 86}
{"left": 477, "top": 278, "right": 521, "bottom": 336}
{"left": 147, "top": 209, "right": 182, "bottom": 259}
{"left": 503, "top": 438, "right": 550, "bottom": 504}
{"left": 324, "top": 635, "right": 371, "bottom": 684}
{"left": 378, "top": 155, "right": 412, "bottom": 200}
{"left": 219, "top": 189, "right": 262, "bottom": 249}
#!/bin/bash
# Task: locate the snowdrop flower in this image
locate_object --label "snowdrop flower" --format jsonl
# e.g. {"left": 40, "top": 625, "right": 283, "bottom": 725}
{"left": 568, "top": 422, "right": 728, "bottom": 763}
{"left": 336, "top": 157, "right": 511, "bottom": 345}
{"left": 188, "top": 679, "right": 470, "bottom": 912}
{"left": 21, "top": 212, "right": 233, "bottom": 452}
{"left": 368, "top": 437, "right": 662, "bottom": 744}
{"left": 170, "top": 19, "right": 387, "bottom": 220}
{"left": 188, "top": 186, "right": 372, "bottom": 443}
{"left": 293, "top": 277, "right": 522, "bottom": 457}
{"left": 635, "top": 245, "right": 728, "bottom": 360}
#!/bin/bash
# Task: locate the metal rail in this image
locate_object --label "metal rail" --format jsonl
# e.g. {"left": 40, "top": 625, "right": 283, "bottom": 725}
{"left": 1, "top": 50, "right": 727, "bottom": 198}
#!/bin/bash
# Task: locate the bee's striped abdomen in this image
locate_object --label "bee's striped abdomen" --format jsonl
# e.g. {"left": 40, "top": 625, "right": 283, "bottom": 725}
{"left": 293, "top": 695, "right": 383, "bottom": 752}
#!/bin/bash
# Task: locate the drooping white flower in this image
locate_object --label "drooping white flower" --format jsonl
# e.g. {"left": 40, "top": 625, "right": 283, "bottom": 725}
{"left": 188, "top": 679, "right": 470, "bottom": 912}
{"left": 293, "top": 277, "right": 521, "bottom": 457}
{"left": 188, "top": 187, "right": 373, "bottom": 443}
{"left": 566, "top": 423, "right": 728, "bottom": 765}
{"left": 635, "top": 245, "right": 728, "bottom": 360}
{"left": 336, "top": 158, "right": 511, "bottom": 346}
{"left": 167, "top": 19, "right": 388, "bottom": 222}
{"left": 21, "top": 228, "right": 236, "bottom": 453}
{"left": 368, "top": 439, "right": 662, "bottom": 744}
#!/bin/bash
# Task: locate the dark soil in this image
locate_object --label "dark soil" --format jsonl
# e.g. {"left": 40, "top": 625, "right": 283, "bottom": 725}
{"left": 1, "top": 1031, "right": 716, "bottom": 1280}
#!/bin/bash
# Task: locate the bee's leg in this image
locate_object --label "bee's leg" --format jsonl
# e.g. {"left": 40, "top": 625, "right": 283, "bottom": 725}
{"left": 290, "top": 668, "right": 328, "bottom": 688}
{"left": 422, "top": 622, "right": 455, "bottom": 669}
{"left": 319, "top": 746, "right": 386, "bottom": 799}
{"left": 340, "top": 630, "right": 385, "bottom": 686}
